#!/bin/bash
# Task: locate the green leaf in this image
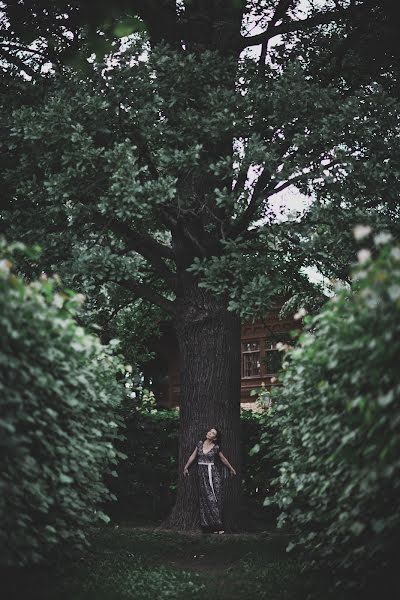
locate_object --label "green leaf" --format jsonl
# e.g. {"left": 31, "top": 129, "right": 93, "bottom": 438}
{"left": 96, "top": 511, "right": 111, "bottom": 523}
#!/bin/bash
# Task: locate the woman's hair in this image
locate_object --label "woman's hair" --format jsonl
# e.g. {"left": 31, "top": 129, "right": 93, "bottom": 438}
{"left": 207, "top": 427, "right": 222, "bottom": 446}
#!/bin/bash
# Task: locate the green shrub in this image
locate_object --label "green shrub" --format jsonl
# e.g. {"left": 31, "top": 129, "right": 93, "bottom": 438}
{"left": 107, "top": 403, "right": 180, "bottom": 520}
{"left": 257, "top": 240, "right": 400, "bottom": 588}
{"left": 0, "top": 243, "right": 125, "bottom": 566}
{"left": 240, "top": 408, "right": 278, "bottom": 521}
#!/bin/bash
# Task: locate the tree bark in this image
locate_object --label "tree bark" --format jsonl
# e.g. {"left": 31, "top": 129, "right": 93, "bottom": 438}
{"left": 153, "top": 1, "right": 245, "bottom": 532}
{"left": 163, "top": 266, "right": 242, "bottom": 531}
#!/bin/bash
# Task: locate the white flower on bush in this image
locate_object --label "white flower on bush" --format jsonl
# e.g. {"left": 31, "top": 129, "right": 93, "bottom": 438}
{"left": 276, "top": 342, "right": 290, "bottom": 352}
{"left": 374, "top": 231, "right": 393, "bottom": 246}
{"left": 357, "top": 249, "right": 372, "bottom": 264}
{"left": 52, "top": 293, "right": 65, "bottom": 308}
{"left": 0, "top": 259, "right": 12, "bottom": 275}
{"left": 388, "top": 285, "right": 400, "bottom": 302}
{"left": 352, "top": 270, "right": 367, "bottom": 281}
{"left": 391, "top": 247, "right": 400, "bottom": 261}
{"left": 294, "top": 307, "right": 307, "bottom": 320}
{"left": 74, "top": 293, "right": 86, "bottom": 306}
{"left": 353, "top": 225, "right": 372, "bottom": 241}
{"left": 334, "top": 279, "right": 345, "bottom": 289}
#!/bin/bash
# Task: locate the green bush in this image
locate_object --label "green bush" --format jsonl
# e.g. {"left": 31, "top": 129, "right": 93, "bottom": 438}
{"left": 257, "top": 240, "right": 400, "bottom": 588}
{"left": 240, "top": 408, "right": 278, "bottom": 523}
{"left": 107, "top": 401, "right": 180, "bottom": 520}
{"left": 0, "top": 243, "right": 125, "bottom": 566}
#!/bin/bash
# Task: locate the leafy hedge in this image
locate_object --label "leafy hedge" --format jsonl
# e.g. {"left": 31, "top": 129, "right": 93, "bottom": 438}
{"left": 107, "top": 399, "right": 179, "bottom": 521}
{"left": 257, "top": 240, "right": 400, "bottom": 588}
{"left": 0, "top": 244, "right": 125, "bottom": 567}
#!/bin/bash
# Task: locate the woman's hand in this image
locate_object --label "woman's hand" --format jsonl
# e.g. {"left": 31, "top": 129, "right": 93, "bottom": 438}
{"left": 229, "top": 467, "right": 237, "bottom": 476}
{"left": 183, "top": 467, "right": 189, "bottom": 477}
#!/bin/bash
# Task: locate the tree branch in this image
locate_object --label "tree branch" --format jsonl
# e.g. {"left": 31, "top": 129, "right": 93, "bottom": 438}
{"left": 99, "top": 298, "right": 132, "bottom": 326}
{"left": 0, "top": 48, "right": 38, "bottom": 78}
{"left": 0, "top": 42, "right": 64, "bottom": 73}
{"left": 92, "top": 213, "right": 177, "bottom": 290}
{"left": 228, "top": 165, "right": 274, "bottom": 238}
{"left": 230, "top": 158, "right": 341, "bottom": 239}
{"left": 109, "top": 278, "right": 175, "bottom": 315}
{"left": 0, "top": 43, "right": 53, "bottom": 61}
{"left": 258, "top": 0, "right": 296, "bottom": 75}
{"left": 265, "top": 172, "right": 309, "bottom": 197}
{"left": 92, "top": 212, "right": 174, "bottom": 256}
{"left": 240, "top": 8, "right": 351, "bottom": 49}
{"left": 232, "top": 160, "right": 250, "bottom": 196}
{"left": 271, "top": 0, "right": 297, "bottom": 23}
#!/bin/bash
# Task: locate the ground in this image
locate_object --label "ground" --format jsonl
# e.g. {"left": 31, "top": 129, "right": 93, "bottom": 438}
{"left": 6, "top": 522, "right": 380, "bottom": 600}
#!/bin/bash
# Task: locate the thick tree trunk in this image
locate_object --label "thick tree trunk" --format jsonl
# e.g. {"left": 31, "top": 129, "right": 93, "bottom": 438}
{"left": 158, "top": 2, "right": 245, "bottom": 532}
{"left": 163, "top": 269, "right": 242, "bottom": 531}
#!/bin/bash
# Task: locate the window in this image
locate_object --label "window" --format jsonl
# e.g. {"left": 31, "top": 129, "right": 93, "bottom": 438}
{"left": 264, "top": 347, "right": 283, "bottom": 374}
{"left": 241, "top": 340, "right": 261, "bottom": 378}
{"left": 263, "top": 332, "right": 292, "bottom": 375}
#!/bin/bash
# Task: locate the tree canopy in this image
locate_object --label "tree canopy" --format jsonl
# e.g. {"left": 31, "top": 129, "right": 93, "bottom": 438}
{"left": 1, "top": 0, "right": 399, "bottom": 333}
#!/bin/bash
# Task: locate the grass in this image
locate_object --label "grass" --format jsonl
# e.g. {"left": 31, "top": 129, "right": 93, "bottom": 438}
{"left": 2, "top": 524, "right": 393, "bottom": 600}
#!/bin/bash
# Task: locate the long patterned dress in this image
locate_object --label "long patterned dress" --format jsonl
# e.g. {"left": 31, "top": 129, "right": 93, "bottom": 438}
{"left": 197, "top": 440, "right": 223, "bottom": 530}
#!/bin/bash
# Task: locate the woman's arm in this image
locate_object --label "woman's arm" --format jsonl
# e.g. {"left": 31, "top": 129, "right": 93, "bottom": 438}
{"left": 218, "top": 451, "right": 237, "bottom": 476}
{"left": 183, "top": 446, "right": 198, "bottom": 476}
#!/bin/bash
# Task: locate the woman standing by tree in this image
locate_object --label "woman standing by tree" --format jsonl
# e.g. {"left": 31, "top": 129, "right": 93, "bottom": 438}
{"left": 184, "top": 428, "right": 237, "bottom": 533}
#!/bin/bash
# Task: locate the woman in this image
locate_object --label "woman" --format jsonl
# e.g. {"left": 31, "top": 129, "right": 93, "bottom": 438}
{"left": 183, "top": 427, "right": 237, "bottom": 534}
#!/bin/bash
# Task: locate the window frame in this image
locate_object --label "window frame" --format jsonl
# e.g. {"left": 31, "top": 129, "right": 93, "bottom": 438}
{"left": 241, "top": 339, "right": 261, "bottom": 379}
{"left": 263, "top": 331, "right": 292, "bottom": 376}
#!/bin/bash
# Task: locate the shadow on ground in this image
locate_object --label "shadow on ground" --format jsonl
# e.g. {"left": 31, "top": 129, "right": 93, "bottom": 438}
{"left": 2, "top": 525, "right": 397, "bottom": 600}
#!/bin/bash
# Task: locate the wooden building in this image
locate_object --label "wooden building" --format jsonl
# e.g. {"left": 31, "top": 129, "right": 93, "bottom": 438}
{"left": 143, "top": 300, "right": 298, "bottom": 411}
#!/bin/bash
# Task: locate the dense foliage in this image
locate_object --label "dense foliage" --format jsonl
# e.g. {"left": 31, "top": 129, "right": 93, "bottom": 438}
{"left": 0, "top": 242, "right": 125, "bottom": 567}
{"left": 256, "top": 235, "right": 400, "bottom": 588}
{"left": 2, "top": 0, "right": 399, "bottom": 532}
{"left": 108, "top": 398, "right": 179, "bottom": 521}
